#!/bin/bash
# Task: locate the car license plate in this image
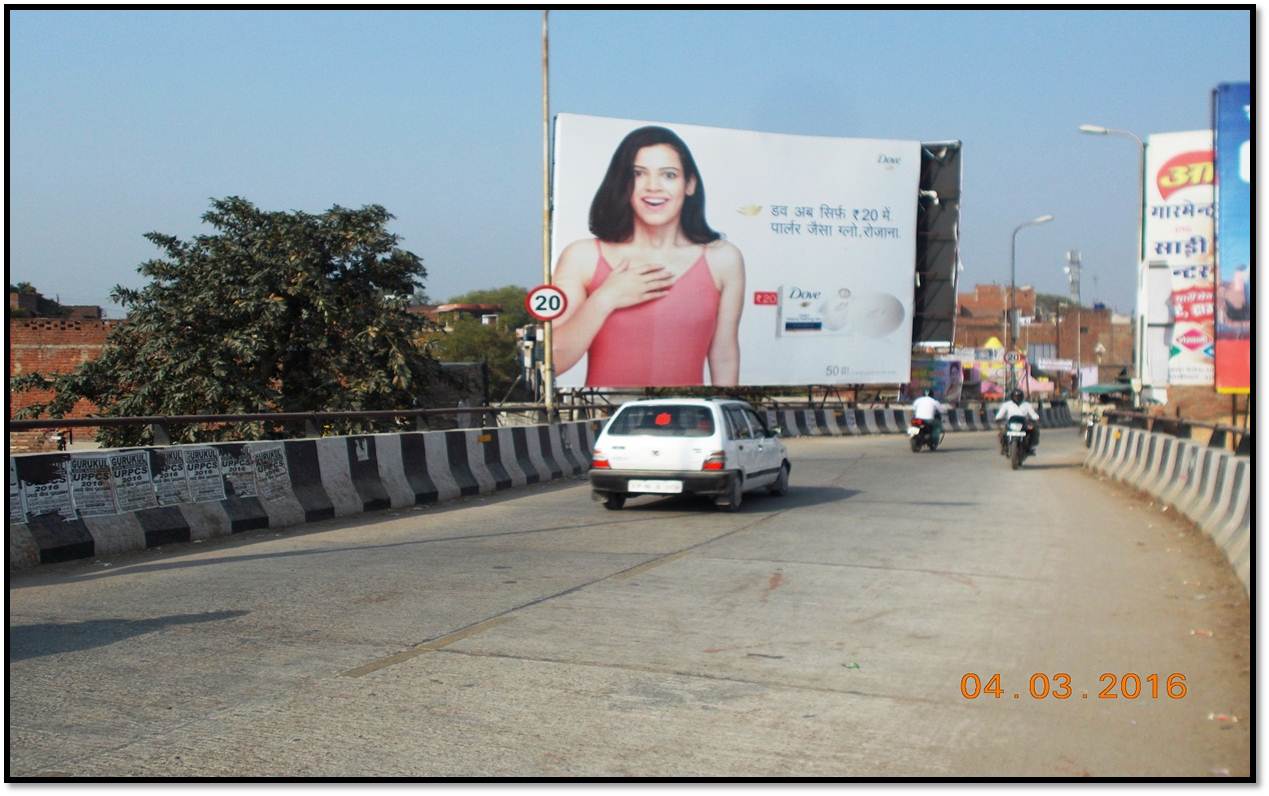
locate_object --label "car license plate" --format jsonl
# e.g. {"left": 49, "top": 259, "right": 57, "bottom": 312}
{"left": 907, "top": 426, "right": 920, "bottom": 436}
{"left": 628, "top": 479, "right": 683, "bottom": 494}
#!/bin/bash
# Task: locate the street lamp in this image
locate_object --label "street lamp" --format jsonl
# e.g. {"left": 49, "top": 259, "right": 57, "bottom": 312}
{"left": 1079, "top": 123, "right": 1147, "bottom": 406}
{"left": 1009, "top": 214, "right": 1054, "bottom": 391}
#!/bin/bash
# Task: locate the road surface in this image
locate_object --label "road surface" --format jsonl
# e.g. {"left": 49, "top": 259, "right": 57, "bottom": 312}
{"left": 7, "top": 429, "right": 1251, "bottom": 777}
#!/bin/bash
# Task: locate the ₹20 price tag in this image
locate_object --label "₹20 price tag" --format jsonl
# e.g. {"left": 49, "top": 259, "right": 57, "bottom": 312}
{"left": 525, "top": 284, "right": 568, "bottom": 323}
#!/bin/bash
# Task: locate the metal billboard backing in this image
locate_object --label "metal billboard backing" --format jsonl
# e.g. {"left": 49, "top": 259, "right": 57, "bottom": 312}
{"left": 913, "top": 141, "right": 962, "bottom": 348}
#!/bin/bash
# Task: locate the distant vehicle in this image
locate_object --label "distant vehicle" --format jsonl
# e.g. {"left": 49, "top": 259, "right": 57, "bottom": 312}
{"left": 1003, "top": 415, "right": 1035, "bottom": 470}
{"left": 907, "top": 416, "right": 943, "bottom": 452}
{"left": 588, "top": 398, "right": 790, "bottom": 511}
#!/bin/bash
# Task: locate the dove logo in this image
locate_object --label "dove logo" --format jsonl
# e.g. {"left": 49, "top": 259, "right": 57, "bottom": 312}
{"left": 786, "top": 286, "right": 822, "bottom": 301}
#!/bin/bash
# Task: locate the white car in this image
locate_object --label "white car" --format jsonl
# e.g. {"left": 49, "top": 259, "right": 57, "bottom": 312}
{"left": 589, "top": 398, "right": 790, "bottom": 511}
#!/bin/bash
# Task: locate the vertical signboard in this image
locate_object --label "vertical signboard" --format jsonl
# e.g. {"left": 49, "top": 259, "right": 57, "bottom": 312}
{"left": 1213, "top": 83, "right": 1251, "bottom": 394}
{"left": 1143, "top": 130, "right": 1215, "bottom": 386}
{"left": 550, "top": 114, "right": 920, "bottom": 388}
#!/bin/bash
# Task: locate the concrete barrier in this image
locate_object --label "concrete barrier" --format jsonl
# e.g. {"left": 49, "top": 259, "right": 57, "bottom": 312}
{"left": 752, "top": 401, "right": 1075, "bottom": 441}
{"left": 8, "top": 420, "right": 599, "bottom": 570}
{"left": 1084, "top": 423, "right": 1250, "bottom": 594}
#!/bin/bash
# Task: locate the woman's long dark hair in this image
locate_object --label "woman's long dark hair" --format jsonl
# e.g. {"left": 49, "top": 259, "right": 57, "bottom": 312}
{"left": 589, "top": 126, "right": 720, "bottom": 244}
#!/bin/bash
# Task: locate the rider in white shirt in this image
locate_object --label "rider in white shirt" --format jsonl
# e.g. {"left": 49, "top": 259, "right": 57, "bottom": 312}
{"left": 912, "top": 389, "right": 949, "bottom": 438}
{"left": 995, "top": 388, "right": 1040, "bottom": 453}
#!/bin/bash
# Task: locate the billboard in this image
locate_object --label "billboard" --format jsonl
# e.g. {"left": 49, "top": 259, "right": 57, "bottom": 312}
{"left": 1213, "top": 83, "right": 1251, "bottom": 394}
{"left": 550, "top": 114, "right": 920, "bottom": 388}
{"left": 1143, "top": 130, "right": 1215, "bottom": 386}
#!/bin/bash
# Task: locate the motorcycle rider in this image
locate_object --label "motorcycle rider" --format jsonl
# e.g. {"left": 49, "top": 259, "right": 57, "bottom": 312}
{"left": 912, "top": 388, "right": 949, "bottom": 442}
{"left": 995, "top": 388, "right": 1040, "bottom": 455}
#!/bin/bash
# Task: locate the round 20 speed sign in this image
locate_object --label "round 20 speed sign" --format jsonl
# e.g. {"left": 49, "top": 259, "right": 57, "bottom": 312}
{"left": 525, "top": 284, "right": 568, "bottom": 322}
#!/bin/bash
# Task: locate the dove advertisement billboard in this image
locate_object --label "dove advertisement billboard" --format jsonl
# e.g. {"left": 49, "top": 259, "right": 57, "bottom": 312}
{"left": 549, "top": 114, "right": 920, "bottom": 388}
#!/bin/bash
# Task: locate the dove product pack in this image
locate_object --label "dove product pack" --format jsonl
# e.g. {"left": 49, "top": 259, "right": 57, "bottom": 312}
{"left": 777, "top": 286, "right": 853, "bottom": 336}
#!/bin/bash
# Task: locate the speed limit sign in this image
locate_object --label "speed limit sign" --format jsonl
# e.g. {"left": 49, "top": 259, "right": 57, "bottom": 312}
{"left": 1004, "top": 351, "right": 1022, "bottom": 364}
{"left": 525, "top": 284, "right": 568, "bottom": 322}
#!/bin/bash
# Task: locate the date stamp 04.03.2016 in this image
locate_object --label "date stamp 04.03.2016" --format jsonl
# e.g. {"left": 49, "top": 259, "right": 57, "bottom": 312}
{"left": 960, "top": 673, "right": 1188, "bottom": 701}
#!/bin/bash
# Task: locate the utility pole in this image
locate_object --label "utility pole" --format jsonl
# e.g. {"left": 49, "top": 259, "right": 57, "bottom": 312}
{"left": 1064, "top": 250, "right": 1083, "bottom": 419}
{"left": 540, "top": 10, "right": 556, "bottom": 420}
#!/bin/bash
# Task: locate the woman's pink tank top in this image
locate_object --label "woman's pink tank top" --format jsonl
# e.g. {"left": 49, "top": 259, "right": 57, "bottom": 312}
{"left": 584, "top": 240, "right": 720, "bottom": 387}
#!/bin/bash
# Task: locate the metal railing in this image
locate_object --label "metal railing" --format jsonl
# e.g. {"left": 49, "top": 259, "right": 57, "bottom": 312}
{"left": 8, "top": 403, "right": 617, "bottom": 446}
{"left": 1101, "top": 409, "right": 1251, "bottom": 455}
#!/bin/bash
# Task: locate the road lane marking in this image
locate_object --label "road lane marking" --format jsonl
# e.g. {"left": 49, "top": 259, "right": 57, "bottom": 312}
{"left": 439, "top": 647, "right": 948, "bottom": 706}
{"left": 340, "top": 617, "right": 509, "bottom": 678}
{"left": 340, "top": 509, "right": 789, "bottom": 678}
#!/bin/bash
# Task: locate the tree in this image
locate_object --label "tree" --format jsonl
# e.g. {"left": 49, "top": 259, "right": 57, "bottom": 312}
{"left": 445, "top": 285, "right": 532, "bottom": 331}
{"left": 12, "top": 197, "right": 447, "bottom": 447}
{"left": 422, "top": 316, "right": 522, "bottom": 401}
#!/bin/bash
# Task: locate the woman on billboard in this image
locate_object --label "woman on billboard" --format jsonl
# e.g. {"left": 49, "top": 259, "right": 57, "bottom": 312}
{"left": 552, "top": 126, "right": 745, "bottom": 387}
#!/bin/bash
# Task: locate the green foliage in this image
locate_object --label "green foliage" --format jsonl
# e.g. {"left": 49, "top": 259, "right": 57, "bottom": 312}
{"left": 445, "top": 285, "right": 532, "bottom": 331}
{"left": 425, "top": 316, "right": 521, "bottom": 400}
{"left": 12, "top": 196, "right": 447, "bottom": 447}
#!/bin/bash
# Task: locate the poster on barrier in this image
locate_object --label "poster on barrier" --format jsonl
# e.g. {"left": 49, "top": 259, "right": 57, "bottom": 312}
{"left": 551, "top": 114, "right": 920, "bottom": 388}
{"left": 151, "top": 449, "right": 193, "bottom": 506}
{"left": 217, "top": 445, "right": 258, "bottom": 498}
{"left": 110, "top": 451, "right": 158, "bottom": 513}
{"left": 69, "top": 455, "right": 118, "bottom": 518}
{"left": 9, "top": 459, "right": 27, "bottom": 524}
{"left": 1213, "top": 82, "right": 1251, "bottom": 394}
{"left": 185, "top": 447, "right": 227, "bottom": 503}
{"left": 20, "top": 458, "right": 77, "bottom": 522}
{"left": 251, "top": 444, "right": 291, "bottom": 503}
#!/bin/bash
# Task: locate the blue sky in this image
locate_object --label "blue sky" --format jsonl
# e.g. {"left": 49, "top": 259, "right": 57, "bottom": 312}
{"left": 7, "top": 9, "right": 1251, "bottom": 316}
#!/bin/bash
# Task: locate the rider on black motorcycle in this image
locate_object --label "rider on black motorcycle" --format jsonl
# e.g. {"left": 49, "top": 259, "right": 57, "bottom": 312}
{"left": 912, "top": 388, "right": 948, "bottom": 440}
{"left": 994, "top": 388, "right": 1040, "bottom": 455}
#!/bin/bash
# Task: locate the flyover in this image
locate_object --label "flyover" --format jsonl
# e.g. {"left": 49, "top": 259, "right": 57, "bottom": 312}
{"left": 7, "top": 430, "right": 1251, "bottom": 777}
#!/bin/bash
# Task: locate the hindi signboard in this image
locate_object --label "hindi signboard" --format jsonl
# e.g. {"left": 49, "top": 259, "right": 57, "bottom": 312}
{"left": 1144, "top": 130, "right": 1215, "bottom": 386}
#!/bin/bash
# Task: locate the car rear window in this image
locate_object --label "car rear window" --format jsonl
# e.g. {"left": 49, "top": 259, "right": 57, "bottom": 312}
{"left": 605, "top": 405, "right": 716, "bottom": 437}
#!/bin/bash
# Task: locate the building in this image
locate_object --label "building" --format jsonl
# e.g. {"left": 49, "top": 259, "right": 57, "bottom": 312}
{"left": 408, "top": 303, "right": 503, "bottom": 330}
{"left": 8, "top": 288, "right": 115, "bottom": 452}
{"left": 953, "top": 283, "right": 1134, "bottom": 389}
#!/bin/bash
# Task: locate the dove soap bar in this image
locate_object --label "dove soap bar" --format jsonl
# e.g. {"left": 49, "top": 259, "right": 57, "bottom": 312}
{"left": 777, "top": 286, "right": 853, "bottom": 336}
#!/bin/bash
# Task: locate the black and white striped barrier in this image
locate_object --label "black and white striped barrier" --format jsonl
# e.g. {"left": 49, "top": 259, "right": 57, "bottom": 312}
{"left": 759, "top": 401, "right": 1074, "bottom": 439}
{"left": 1085, "top": 424, "right": 1250, "bottom": 593}
{"left": 7, "top": 420, "right": 601, "bottom": 570}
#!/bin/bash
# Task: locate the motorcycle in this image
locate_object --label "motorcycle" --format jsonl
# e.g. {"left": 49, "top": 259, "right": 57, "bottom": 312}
{"left": 1002, "top": 416, "right": 1034, "bottom": 469}
{"left": 907, "top": 417, "right": 943, "bottom": 452}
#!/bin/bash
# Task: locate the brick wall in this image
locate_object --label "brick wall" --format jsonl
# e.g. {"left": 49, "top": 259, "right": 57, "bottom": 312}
{"left": 8, "top": 318, "right": 119, "bottom": 452}
{"left": 957, "top": 284, "right": 1037, "bottom": 319}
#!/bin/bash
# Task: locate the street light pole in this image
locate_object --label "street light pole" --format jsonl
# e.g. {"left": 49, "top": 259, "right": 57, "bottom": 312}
{"left": 1078, "top": 123, "right": 1146, "bottom": 407}
{"left": 1009, "top": 214, "right": 1055, "bottom": 392}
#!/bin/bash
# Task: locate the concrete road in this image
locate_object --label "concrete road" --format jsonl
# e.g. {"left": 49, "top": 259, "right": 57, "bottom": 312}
{"left": 7, "top": 430, "right": 1250, "bottom": 777}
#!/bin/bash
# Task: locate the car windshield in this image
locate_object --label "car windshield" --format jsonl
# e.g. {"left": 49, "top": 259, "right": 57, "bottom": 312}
{"left": 606, "top": 405, "right": 716, "bottom": 437}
